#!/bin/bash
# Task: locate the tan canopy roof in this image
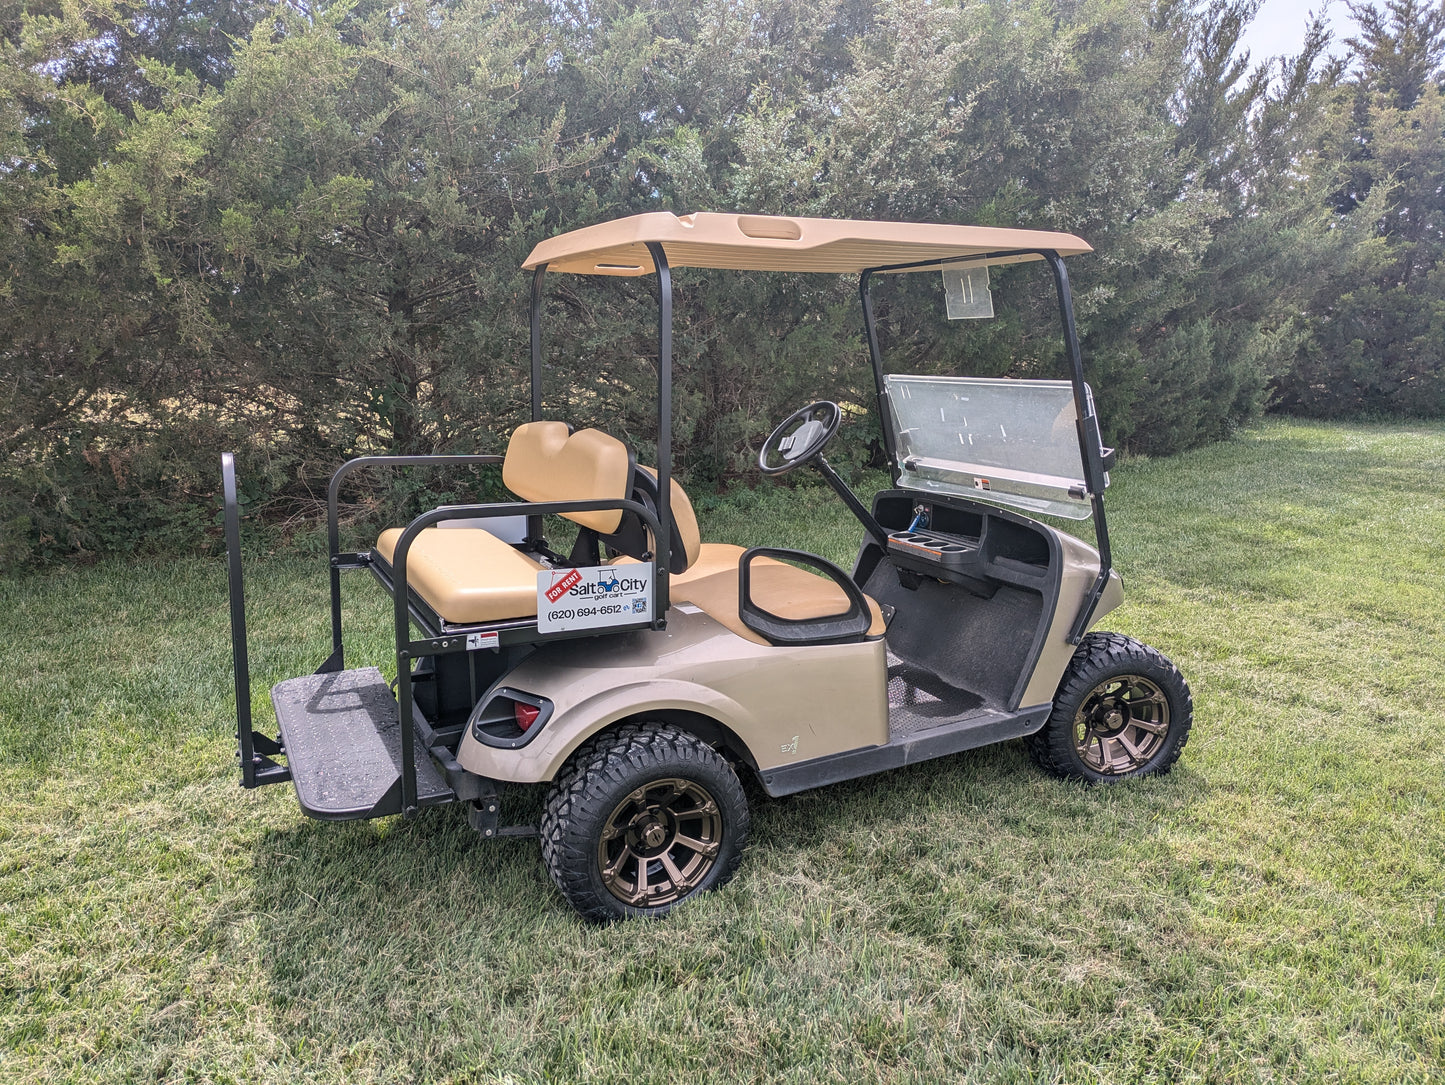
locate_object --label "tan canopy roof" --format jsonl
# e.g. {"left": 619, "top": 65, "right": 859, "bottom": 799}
{"left": 522, "top": 212, "right": 1092, "bottom": 277}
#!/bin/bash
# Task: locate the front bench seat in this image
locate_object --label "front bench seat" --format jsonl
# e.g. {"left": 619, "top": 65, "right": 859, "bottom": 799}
{"left": 374, "top": 422, "right": 632, "bottom": 625}
{"left": 611, "top": 471, "right": 887, "bottom": 647}
{"left": 670, "top": 543, "right": 888, "bottom": 646}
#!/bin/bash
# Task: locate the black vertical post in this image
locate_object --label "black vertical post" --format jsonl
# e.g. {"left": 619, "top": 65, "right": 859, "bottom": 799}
{"left": 1044, "top": 252, "right": 1113, "bottom": 642}
{"left": 527, "top": 264, "right": 547, "bottom": 544}
{"left": 393, "top": 532, "right": 418, "bottom": 816}
{"left": 859, "top": 270, "right": 900, "bottom": 483}
{"left": 223, "top": 453, "right": 258, "bottom": 788}
{"left": 323, "top": 472, "right": 345, "bottom": 673}
{"left": 530, "top": 264, "right": 546, "bottom": 422}
{"left": 645, "top": 242, "right": 672, "bottom": 621}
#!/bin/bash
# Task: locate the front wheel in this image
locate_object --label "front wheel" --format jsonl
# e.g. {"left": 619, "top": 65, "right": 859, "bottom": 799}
{"left": 1028, "top": 632, "right": 1193, "bottom": 782}
{"left": 540, "top": 723, "right": 749, "bottom": 922}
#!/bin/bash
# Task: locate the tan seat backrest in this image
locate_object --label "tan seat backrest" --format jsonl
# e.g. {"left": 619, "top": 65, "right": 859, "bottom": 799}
{"left": 503, "top": 422, "right": 631, "bottom": 534}
{"left": 637, "top": 466, "right": 703, "bottom": 571}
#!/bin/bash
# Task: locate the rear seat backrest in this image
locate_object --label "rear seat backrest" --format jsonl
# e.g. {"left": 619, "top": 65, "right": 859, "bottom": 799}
{"left": 502, "top": 421, "right": 633, "bottom": 534}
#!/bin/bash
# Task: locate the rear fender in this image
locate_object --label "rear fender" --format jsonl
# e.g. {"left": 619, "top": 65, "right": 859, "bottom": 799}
{"left": 455, "top": 609, "right": 889, "bottom": 783}
{"left": 456, "top": 677, "right": 757, "bottom": 784}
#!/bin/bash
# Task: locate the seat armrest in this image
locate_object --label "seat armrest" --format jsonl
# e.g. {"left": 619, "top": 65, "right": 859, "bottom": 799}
{"left": 737, "top": 547, "right": 873, "bottom": 646}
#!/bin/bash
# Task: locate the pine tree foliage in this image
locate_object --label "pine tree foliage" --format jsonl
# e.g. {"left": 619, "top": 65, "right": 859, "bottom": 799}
{"left": 1274, "top": 0, "right": 1445, "bottom": 416}
{"left": 0, "top": 0, "right": 1439, "bottom": 564}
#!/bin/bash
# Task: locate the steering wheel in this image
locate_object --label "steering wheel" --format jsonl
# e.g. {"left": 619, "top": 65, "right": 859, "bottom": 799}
{"left": 759, "top": 401, "right": 842, "bottom": 476}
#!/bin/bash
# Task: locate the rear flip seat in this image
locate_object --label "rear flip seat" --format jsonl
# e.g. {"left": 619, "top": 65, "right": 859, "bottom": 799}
{"left": 375, "top": 527, "right": 544, "bottom": 625}
{"left": 374, "top": 421, "right": 631, "bottom": 626}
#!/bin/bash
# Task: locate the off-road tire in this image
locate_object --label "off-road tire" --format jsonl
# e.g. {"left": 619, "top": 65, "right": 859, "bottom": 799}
{"left": 540, "top": 722, "right": 749, "bottom": 922}
{"left": 1028, "top": 632, "right": 1192, "bottom": 783}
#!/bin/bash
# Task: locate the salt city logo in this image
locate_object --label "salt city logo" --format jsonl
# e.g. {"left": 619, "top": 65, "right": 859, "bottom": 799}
{"left": 568, "top": 570, "right": 649, "bottom": 598}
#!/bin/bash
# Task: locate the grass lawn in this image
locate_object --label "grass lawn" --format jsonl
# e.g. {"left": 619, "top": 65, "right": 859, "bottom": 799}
{"left": 2, "top": 418, "right": 1442, "bottom": 1083}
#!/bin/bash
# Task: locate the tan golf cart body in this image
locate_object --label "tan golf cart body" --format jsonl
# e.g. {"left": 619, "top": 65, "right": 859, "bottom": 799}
{"left": 451, "top": 531, "right": 1121, "bottom": 790}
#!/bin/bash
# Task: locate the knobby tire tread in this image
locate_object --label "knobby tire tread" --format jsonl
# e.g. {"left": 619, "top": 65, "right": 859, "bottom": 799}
{"left": 1027, "top": 631, "right": 1193, "bottom": 782}
{"left": 540, "top": 722, "right": 748, "bottom": 922}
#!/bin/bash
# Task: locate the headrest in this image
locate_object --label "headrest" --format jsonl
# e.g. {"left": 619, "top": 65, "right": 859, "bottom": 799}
{"left": 502, "top": 421, "right": 633, "bottom": 534}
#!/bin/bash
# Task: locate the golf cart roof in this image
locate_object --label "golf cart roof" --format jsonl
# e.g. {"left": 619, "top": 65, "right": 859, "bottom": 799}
{"left": 522, "top": 212, "right": 1092, "bottom": 277}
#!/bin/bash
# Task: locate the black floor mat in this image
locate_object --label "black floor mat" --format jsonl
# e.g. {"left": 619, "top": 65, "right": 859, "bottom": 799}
{"left": 887, "top": 653, "right": 986, "bottom": 739}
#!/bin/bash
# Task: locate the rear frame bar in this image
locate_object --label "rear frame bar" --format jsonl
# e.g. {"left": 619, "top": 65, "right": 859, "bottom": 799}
{"left": 226, "top": 450, "right": 666, "bottom": 813}
{"left": 222, "top": 452, "right": 288, "bottom": 789}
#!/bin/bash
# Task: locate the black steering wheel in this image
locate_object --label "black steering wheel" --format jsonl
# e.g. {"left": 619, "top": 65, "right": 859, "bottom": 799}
{"left": 759, "top": 401, "right": 842, "bottom": 476}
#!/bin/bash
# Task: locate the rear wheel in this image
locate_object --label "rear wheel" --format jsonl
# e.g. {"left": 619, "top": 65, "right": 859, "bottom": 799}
{"left": 540, "top": 722, "right": 749, "bottom": 922}
{"left": 1028, "top": 632, "right": 1192, "bottom": 782}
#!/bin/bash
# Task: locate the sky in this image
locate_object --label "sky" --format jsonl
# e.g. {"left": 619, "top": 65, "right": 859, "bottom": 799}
{"left": 1239, "top": 0, "right": 1362, "bottom": 64}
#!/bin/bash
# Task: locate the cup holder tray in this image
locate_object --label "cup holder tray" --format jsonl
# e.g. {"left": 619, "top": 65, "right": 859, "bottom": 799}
{"left": 886, "top": 529, "right": 980, "bottom": 571}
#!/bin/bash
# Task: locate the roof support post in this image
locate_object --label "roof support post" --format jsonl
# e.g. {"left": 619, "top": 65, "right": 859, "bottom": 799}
{"left": 529, "top": 265, "right": 547, "bottom": 422}
{"left": 858, "top": 270, "right": 900, "bottom": 484}
{"left": 1042, "top": 252, "right": 1113, "bottom": 643}
{"left": 644, "top": 241, "right": 673, "bottom": 622}
{"left": 526, "top": 264, "right": 547, "bottom": 544}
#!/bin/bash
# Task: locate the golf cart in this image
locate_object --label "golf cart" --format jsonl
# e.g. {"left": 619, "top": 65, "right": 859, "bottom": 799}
{"left": 223, "top": 212, "right": 1192, "bottom": 922}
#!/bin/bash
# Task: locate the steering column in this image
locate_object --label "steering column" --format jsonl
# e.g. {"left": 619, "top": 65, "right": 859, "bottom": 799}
{"left": 758, "top": 400, "right": 891, "bottom": 550}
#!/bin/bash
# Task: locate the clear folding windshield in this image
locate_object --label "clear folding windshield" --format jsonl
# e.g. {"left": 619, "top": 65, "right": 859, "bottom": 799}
{"left": 885, "top": 376, "right": 1100, "bottom": 519}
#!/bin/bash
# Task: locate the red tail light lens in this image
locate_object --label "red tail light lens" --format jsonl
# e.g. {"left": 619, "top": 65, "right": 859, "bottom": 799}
{"left": 513, "top": 701, "right": 541, "bottom": 731}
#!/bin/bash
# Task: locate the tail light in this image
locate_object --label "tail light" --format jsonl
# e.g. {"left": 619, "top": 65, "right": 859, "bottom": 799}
{"left": 470, "top": 688, "right": 552, "bottom": 747}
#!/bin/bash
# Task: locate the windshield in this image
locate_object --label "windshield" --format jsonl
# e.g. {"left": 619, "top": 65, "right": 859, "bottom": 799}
{"left": 885, "top": 375, "right": 1101, "bottom": 519}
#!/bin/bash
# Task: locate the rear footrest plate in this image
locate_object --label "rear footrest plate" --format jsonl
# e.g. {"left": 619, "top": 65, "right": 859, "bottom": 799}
{"left": 270, "top": 667, "right": 453, "bottom": 820}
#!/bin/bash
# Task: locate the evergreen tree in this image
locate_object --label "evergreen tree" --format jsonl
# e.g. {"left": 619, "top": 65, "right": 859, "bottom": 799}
{"left": 1275, "top": 0, "right": 1445, "bottom": 416}
{"left": 1, "top": 0, "right": 1433, "bottom": 565}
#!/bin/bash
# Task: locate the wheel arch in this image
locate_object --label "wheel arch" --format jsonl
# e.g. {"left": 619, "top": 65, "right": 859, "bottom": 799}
{"left": 456, "top": 678, "right": 766, "bottom": 785}
{"left": 541, "top": 705, "right": 763, "bottom": 784}
{"left": 606, "top": 707, "right": 762, "bottom": 775}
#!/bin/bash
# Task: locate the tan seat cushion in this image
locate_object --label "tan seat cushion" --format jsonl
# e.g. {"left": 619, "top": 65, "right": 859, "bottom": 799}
{"left": 503, "top": 422, "right": 631, "bottom": 534}
{"left": 635, "top": 466, "right": 703, "bottom": 570}
{"left": 665, "top": 544, "right": 887, "bottom": 646}
{"left": 611, "top": 541, "right": 737, "bottom": 578}
{"left": 376, "top": 528, "right": 543, "bottom": 625}
{"left": 672, "top": 542, "right": 751, "bottom": 582}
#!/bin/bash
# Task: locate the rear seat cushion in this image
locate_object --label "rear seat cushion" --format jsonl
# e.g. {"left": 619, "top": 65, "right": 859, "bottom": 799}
{"left": 376, "top": 528, "right": 543, "bottom": 625}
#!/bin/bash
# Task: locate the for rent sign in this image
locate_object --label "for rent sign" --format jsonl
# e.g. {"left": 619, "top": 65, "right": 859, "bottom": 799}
{"left": 536, "top": 564, "right": 653, "bottom": 634}
{"left": 544, "top": 568, "right": 582, "bottom": 603}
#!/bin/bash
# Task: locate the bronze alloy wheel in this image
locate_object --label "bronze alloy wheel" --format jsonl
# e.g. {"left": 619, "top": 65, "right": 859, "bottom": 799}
{"left": 1028, "top": 632, "right": 1193, "bottom": 783}
{"left": 597, "top": 777, "right": 723, "bottom": 907}
{"left": 1073, "top": 673, "right": 1171, "bottom": 775}
{"left": 542, "top": 723, "right": 749, "bottom": 922}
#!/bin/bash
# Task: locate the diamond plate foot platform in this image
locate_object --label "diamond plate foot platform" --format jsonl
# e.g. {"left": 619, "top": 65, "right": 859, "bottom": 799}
{"left": 270, "top": 667, "right": 453, "bottom": 821}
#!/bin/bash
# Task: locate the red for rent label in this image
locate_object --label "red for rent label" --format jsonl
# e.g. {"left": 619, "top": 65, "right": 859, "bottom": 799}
{"left": 545, "top": 568, "right": 583, "bottom": 603}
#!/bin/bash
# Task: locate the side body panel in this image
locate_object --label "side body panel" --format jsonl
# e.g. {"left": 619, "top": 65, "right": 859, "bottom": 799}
{"left": 456, "top": 608, "right": 889, "bottom": 783}
{"left": 1016, "top": 529, "right": 1123, "bottom": 706}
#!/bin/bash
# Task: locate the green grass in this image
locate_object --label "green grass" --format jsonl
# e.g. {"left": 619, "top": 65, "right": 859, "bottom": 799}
{"left": 2, "top": 418, "right": 1443, "bottom": 1083}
